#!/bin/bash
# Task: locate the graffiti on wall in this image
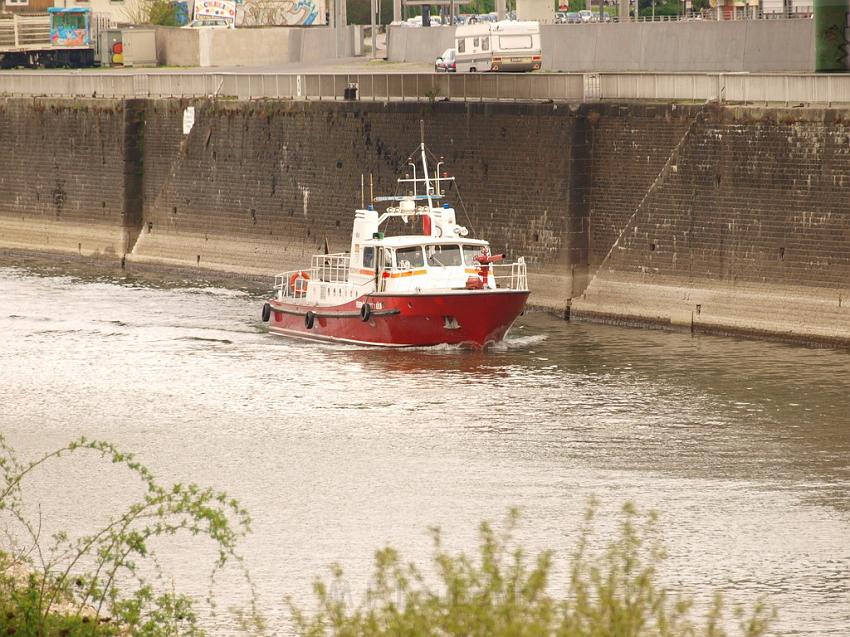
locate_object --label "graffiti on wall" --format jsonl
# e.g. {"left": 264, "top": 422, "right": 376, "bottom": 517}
{"left": 195, "top": 0, "right": 238, "bottom": 23}
{"left": 48, "top": 8, "right": 90, "bottom": 47}
{"left": 240, "top": 0, "right": 325, "bottom": 26}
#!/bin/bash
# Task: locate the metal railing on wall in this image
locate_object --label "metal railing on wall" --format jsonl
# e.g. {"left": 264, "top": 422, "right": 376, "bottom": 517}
{"left": 2, "top": 72, "right": 850, "bottom": 105}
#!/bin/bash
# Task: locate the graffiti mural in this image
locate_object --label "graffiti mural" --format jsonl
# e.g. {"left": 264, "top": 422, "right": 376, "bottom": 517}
{"left": 47, "top": 8, "right": 90, "bottom": 47}
{"left": 195, "top": 0, "right": 238, "bottom": 22}
{"left": 240, "top": 0, "right": 326, "bottom": 26}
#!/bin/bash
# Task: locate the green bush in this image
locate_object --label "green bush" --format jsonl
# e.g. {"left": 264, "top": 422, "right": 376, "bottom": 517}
{"left": 289, "top": 503, "right": 774, "bottom": 637}
{"left": 0, "top": 434, "right": 255, "bottom": 636}
{"left": 148, "top": 1, "right": 182, "bottom": 27}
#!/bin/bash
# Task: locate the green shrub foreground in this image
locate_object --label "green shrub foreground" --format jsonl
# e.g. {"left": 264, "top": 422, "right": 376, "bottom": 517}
{"left": 2, "top": 435, "right": 774, "bottom": 636}
{"left": 0, "top": 434, "right": 256, "bottom": 636}
{"left": 289, "top": 505, "right": 774, "bottom": 637}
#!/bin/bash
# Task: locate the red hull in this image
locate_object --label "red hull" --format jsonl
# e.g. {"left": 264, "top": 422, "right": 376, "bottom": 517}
{"left": 266, "top": 290, "right": 529, "bottom": 349}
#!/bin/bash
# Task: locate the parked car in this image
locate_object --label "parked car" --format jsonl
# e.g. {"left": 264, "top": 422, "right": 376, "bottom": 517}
{"left": 435, "top": 48, "right": 457, "bottom": 72}
{"left": 578, "top": 9, "right": 595, "bottom": 22}
{"left": 565, "top": 12, "right": 581, "bottom": 23}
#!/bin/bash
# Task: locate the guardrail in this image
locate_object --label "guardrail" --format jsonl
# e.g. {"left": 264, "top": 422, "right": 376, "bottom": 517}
{"left": 547, "top": 8, "right": 815, "bottom": 23}
{"left": 596, "top": 73, "right": 850, "bottom": 105}
{"left": 424, "top": 7, "right": 814, "bottom": 25}
{"left": 2, "top": 72, "right": 850, "bottom": 105}
{"left": 0, "top": 72, "right": 587, "bottom": 102}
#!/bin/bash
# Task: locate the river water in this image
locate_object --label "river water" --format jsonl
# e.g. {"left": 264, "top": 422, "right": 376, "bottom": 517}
{"left": 1, "top": 259, "right": 848, "bottom": 635}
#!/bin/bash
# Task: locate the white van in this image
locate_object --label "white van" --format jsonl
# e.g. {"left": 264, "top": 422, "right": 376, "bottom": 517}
{"left": 453, "top": 20, "right": 541, "bottom": 72}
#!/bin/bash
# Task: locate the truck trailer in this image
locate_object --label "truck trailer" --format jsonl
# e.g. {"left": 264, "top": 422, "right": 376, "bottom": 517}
{"left": 0, "top": 8, "right": 109, "bottom": 68}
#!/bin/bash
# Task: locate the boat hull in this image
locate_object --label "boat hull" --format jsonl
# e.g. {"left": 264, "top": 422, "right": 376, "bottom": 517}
{"left": 265, "top": 290, "right": 529, "bottom": 349}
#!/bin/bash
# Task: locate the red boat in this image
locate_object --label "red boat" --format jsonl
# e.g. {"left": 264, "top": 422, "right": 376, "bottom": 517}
{"left": 260, "top": 139, "right": 529, "bottom": 349}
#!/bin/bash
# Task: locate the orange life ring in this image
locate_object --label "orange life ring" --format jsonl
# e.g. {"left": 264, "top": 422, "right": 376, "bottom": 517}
{"left": 289, "top": 271, "right": 310, "bottom": 296}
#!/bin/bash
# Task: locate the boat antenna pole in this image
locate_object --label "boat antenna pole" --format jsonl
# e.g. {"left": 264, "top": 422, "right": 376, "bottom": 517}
{"left": 420, "top": 120, "right": 433, "bottom": 211}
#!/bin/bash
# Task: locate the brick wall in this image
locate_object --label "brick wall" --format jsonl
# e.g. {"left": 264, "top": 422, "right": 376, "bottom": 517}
{"left": 583, "top": 103, "right": 697, "bottom": 267}
{"left": 608, "top": 107, "right": 850, "bottom": 288}
{"left": 573, "top": 106, "right": 850, "bottom": 344}
{"left": 2, "top": 97, "right": 848, "bottom": 343}
{"left": 134, "top": 100, "right": 589, "bottom": 306}
{"left": 0, "top": 98, "right": 131, "bottom": 257}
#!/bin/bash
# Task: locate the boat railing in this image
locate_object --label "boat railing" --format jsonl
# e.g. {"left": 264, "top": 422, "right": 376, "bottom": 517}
{"left": 274, "top": 270, "right": 310, "bottom": 300}
{"left": 310, "top": 253, "right": 350, "bottom": 283}
{"left": 274, "top": 254, "right": 357, "bottom": 301}
{"left": 490, "top": 257, "right": 528, "bottom": 291}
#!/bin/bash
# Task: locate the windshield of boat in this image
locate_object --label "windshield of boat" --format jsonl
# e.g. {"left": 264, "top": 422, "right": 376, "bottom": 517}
{"left": 427, "top": 244, "right": 462, "bottom": 267}
{"left": 396, "top": 246, "right": 425, "bottom": 269}
{"left": 463, "top": 244, "right": 485, "bottom": 265}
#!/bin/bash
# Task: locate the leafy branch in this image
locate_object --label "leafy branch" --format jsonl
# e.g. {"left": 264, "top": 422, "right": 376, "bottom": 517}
{"left": 0, "top": 434, "right": 259, "bottom": 636}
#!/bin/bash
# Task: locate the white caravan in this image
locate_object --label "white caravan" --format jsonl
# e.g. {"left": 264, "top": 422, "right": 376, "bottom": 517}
{"left": 453, "top": 21, "right": 541, "bottom": 72}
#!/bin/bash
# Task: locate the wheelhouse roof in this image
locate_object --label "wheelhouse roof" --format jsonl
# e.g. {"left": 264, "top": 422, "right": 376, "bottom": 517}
{"left": 362, "top": 236, "right": 489, "bottom": 248}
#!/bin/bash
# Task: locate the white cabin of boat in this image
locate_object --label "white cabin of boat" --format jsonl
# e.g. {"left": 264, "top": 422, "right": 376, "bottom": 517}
{"left": 273, "top": 138, "right": 528, "bottom": 306}
{"left": 347, "top": 201, "right": 494, "bottom": 294}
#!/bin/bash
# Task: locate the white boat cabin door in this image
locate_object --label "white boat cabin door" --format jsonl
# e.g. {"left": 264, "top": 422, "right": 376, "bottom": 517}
{"left": 376, "top": 246, "right": 388, "bottom": 292}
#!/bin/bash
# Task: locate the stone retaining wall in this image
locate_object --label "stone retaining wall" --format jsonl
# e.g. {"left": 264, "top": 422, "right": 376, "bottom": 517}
{"left": 2, "top": 97, "right": 848, "bottom": 344}
{"left": 0, "top": 99, "right": 133, "bottom": 257}
{"left": 571, "top": 106, "right": 850, "bottom": 343}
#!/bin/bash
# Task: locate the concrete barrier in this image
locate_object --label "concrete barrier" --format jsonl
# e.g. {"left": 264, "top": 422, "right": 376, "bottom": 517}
{"left": 388, "top": 20, "right": 815, "bottom": 72}
{"left": 742, "top": 19, "right": 814, "bottom": 72}
{"left": 207, "top": 27, "right": 293, "bottom": 67}
{"left": 155, "top": 25, "right": 356, "bottom": 68}
{"left": 152, "top": 26, "right": 200, "bottom": 67}
{"left": 546, "top": 21, "right": 815, "bottom": 72}
{"left": 387, "top": 25, "right": 456, "bottom": 64}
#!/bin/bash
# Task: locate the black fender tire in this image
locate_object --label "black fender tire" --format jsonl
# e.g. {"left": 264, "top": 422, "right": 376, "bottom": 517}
{"left": 305, "top": 311, "right": 315, "bottom": 330}
{"left": 261, "top": 303, "right": 271, "bottom": 322}
{"left": 360, "top": 303, "right": 372, "bottom": 322}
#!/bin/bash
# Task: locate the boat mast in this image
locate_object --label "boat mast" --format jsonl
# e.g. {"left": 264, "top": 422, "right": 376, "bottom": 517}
{"left": 419, "top": 121, "right": 433, "bottom": 211}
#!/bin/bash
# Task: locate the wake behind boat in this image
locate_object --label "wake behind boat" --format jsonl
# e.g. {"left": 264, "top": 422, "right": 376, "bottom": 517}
{"left": 260, "top": 136, "right": 529, "bottom": 349}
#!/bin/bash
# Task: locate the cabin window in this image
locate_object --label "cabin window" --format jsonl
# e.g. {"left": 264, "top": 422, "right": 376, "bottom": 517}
{"left": 499, "top": 35, "right": 533, "bottom": 50}
{"left": 457, "top": 39, "right": 465, "bottom": 53}
{"left": 482, "top": 37, "right": 489, "bottom": 51}
{"left": 396, "top": 246, "right": 424, "bottom": 269}
{"left": 363, "top": 246, "right": 375, "bottom": 268}
{"left": 463, "top": 244, "right": 484, "bottom": 265}
{"left": 427, "top": 245, "right": 462, "bottom": 267}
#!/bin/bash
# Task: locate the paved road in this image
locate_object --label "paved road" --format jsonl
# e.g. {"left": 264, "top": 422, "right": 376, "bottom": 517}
{"left": 0, "top": 57, "right": 434, "bottom": 75}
